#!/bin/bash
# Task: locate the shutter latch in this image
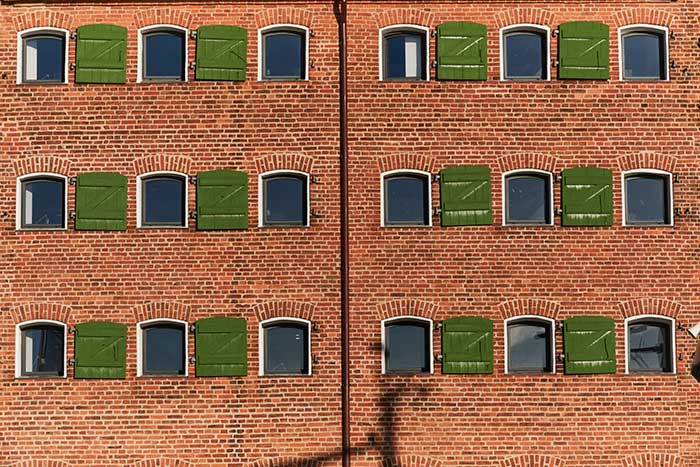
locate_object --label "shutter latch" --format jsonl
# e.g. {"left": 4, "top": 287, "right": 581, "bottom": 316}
{"left": 431, "top": 29, "right": 438, "bottom": 37}
{"left": 69, "top": 176, "right": 77, "bottom": 186}
{"left": 554, "top": 173, "right": 562, "bottom": 182}
{"left": 190, "top": 324, "right": 196, "bottom": 333}
{"left": 68, "top": 358, "right": 76, "bottom": 367}
{"left": 557, "top": 353, "right": 565, "bottom": 362}
{"left": 69, "top": 63, "right": 76, "bottom": 71}
{"left": 189, "top": 175, "right": 197, "bottom": 185}
{"left": 189, "top": 62, "right": 196, "bottom": 70}
{"left": 552, "top": 60, "right": 559, "bottom": 68}
{"left": 189, "top": 210, "right": 198, "bottom": 220}
{"left": 189, "top": 30, "right": 197, "bottom": 40}
{"left": 434, "top": 321, "right": 442, "bottom": 331}
{"left": 434, "top": 354, "right": 443, "bottom": 362}
{"left": 189, "top": 356, "right": 196, "bottom": 364}
{"left": 433, "top": 207, "right": 441, "bottom": 216}
{"left": 552, "top": 29, "right": 560, "bottom": 37}
{"left": 70, "top": 31, "right": 77, "bottom": 40}
{"left": 69, "top": 210, "right": 76, "bottom": 220}
{"left": 432, "top": 173, "right": 440, "bottom": 183}
{"left": 431, "top": 60, "right": 438, "bottom": 69}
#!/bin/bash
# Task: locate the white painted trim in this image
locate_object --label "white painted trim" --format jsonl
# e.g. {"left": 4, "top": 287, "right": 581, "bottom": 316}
{"left": 621, "top": 169, "right": 673, "bottom": 227}
{"left": 16, "top": 27, "right": 70, "bottom": 85}
{"left": 136, "top": 318, "right": 189, "bottom": 377}
{"left": 136, "top": 171, "right": 189, "bottom": 229}
{"left": 501, "top": 169, "right": 554, "bottom": 226}
{"left": 257, "top": 169, "right": 311, "bottom": 227}
{"left": 618, "top": 24, "right": 670, "bottom": 82}
{"left": 499, "top": 24, "right": 551, "bottom": 81}
{"left": 16, "top": 172, "right": 68, "bottom": 231}
{"left": 378, "top": 24, "right": 431, "bottom": 82}
{"left": 504, "top": 315, "right": 556, "bottom": 375}
{"left": 257, "top": 24, "right": 310, "bottom": 82}
{"left": 381, "top": 315, "right": 434, "bottom": 375}
{"left": 137, "top": 24, "right": 189, "bottom": 83}
{"left": 258, "top": 317, "right": 312, "bottom": 376}
{"left": 624, "top": 314, "right": 676, "bottom": 374}
{"left": 380, "top": 169, "right": 433, "bottom": 228}
{"left": 15, "top": 319, "right": 68, "bottom": 379}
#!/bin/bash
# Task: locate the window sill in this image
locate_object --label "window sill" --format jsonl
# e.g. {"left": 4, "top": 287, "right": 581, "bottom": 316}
{"left": 137, "top": 225, "right": 188, "bottom": 229}
{"left": 622, "top": 223, "right": 673, "bottom": 228}
{"left": 259, "top": 224, "right": 310, "bottom": 229}
{"left": 136, "top": 374, "right": 188, "bottom": 378}
{"left": 16, "top": 227, "right": 68, "bottom": 231}
{"left": 16, "top": 375, "right": 67, "bottom": 380}
{"left": 501, "top": 223, "right": 554, "bottom": 228}
{"left": 18, "top": 81, "right": 68, "bottom": 86}
{"left": 381, "top": 224, "right": 432, "bottom": 228}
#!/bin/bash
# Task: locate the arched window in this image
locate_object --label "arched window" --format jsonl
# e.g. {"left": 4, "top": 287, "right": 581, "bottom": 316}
{"left": 381, "top": 170, "right": 431, "bottom": 227}
{"left": 380, "top": 26, "right": 429, "bottom": 81}
{"left": 259, "top": 25, "right": 308, "bottom": 80}
{"left": 17, "top": 174, "right": 67, "bottom": 229}
{"left": 505, "top": 316, "right": 555, "bottom": 374}
{"left": 382, "top": 317, "right": 433, "bottom": 374}
{"left": 619, "top": 25, "right": 668, "bottom": 81}
{"left": 503, "top": 170, "right": 553, "bottom": 225}
{"left": 16, "top": 320, "right": 67, "bottom": 378}
{"left": 138, "top": 319, "right": 188, "bottom": 376}
{"left": 623, "top": 170, "right": 672, "bottom": 226}
{"left": 260, "top": 171, "right": 309, "bottom": 227}
{"left": 625, "top": 316, "right": 675, "bottom": 374}
{"left": 500, "top": 25, "right": 549, "bottom": 80}
{"left": 18, "top": 28, "right": 68, "bottom": 84}
{"left": 139, "top": 25, "right": 187, "bottom": 82}
{"left": 137, "top": 172, "right": 188, "bottom": 228}
{"left": 259, "top": 318, "right": 311, "bottom": 375}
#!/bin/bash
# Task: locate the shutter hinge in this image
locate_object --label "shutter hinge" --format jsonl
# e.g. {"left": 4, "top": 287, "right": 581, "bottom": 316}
{"left": 552, "top": 60, "right": 559, "bottom": 68}
{"left": 432, "top": 173, "right": 440, "bottom": 183}
{"left": 190, "top": 324, "right": 196, "bottom": 333}
{"left": 310, "top": 59, "right": 316, "bottom": 69}
{"left": 552, "top": 29, "right": 559, "bottom": 37}
{"left": 431, "top": 59, "right": 438, "bottom": 69}
{"left": 69, "top": 326, "right": 76, "bottom": 334}
{"left": 189, "top": 356, "right": 196, "bottom": 364}
{"left": 434, "top": 321, "right": 443, "bottom": 331}
{"left": 189, "top": 30, "right": 197, "bottom": 40}
{"left": 670, "top": 59, "right": 678, "bottom": 69}
{"left": 311, "top": 208, "right": 323, "bottom": 219}
{"left": 68, "top": 358, "right": 76, "bottom": 367}
{"left": 674, "top": 173, "right": 681, "bottom": 183}
{"left": 310, "top": 174, "right": 320, "bottom": 184}
{"left": 554, "top": 208, "right": 563, "bottom": 217}
{"left": 189, "top": 210, "right": 198, "bottom": 220}
{"left": 69, "top": 176, "right": 77, "bottom": 186}
{"left": 434, "top": 354, "right": 443, "bottom": 362}
{"left": 554, "top": 173, "right": 562, "bottom": 182}
{"left": 69, "top": 63, "right": 76, "bottom": 71}
{"left": 556, "top": 321, "right": 564, "bottom": 331}
{"left": 670, "top": 31, "right": 677, "bottom": 40}
{"left": 189, "top": 175, "right": 197, "bottom": 185}
{"left": 309, "top": 29, "right": 316, "bottom": 38}
{"left": 557, "top": 353, "right": 565, "bottom": 362}
{"left": 312, "top": 322, "right": 319, "bottom": 332}
{"left": 433, "top": 207, "right": 441, "bottom": 216}
{"left": 431, "top": 29, "right": 438, "bottom": 37}
{"left": 189, "top": 61, "right": 196, "bottom": 70}
{"left": 313, "top": 354, "right": 319, "bottom": 364}
{"left": 70, "top": 31, "right": 77, "bottom": 40}
{"left": 69, "top": 210, "right": 76, "bottom": 220}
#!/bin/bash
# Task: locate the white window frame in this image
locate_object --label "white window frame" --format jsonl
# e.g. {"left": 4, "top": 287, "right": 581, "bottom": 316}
{"left": 258, "top": 317, "right": 312, "bottom": 376}
{"left": 624, "top": 314, "right": 676, "bottom": 375}
{"left": 257, "top": 24, "right": 310, "bottom": 82}
{"left": 381, "top": 315, "right": 434, "bottom": 375}
{"left": 499, "top": 24, "right": 551, "bottom": 81}
{"left": 15, "top": 319, "right": 68, "bottom": 378}
{"left": 16, "top": 172, "right": 68, "bottom": 231}
{"left": 137, "top": 24, "right": 189, "bottom": 83}
{"left": 379, "top": 24, "right": 430, "bottom": 82}
{"left": 501, "top": 169, "right": 554, "bottom": 226}
{"left": 16, "top": 27, "right": 70, "bottom": 85}
{"left": 258, "top": 169, "right": 311, "bottom": 227}
{"left": 380, "top": 169, "right": 433, "bottom": 228}
{"left": 618, "top": 24, "right": 670, "bottom": 82}
{"left": 504, "top": 315, "right": 556, "bottom": 375}
{"left": 136, "top": 170, "right": 189, "bottom": 229}
{"left": 137, "top": 318, "right": 189, "bottom": 377}
{"left": 621, "top": 169, "right": 673, "bottom": 227}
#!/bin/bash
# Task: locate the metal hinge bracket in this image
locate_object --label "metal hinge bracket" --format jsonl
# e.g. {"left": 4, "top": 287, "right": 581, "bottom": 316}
{"left": 311, "top": 208, "right": 323, "bottom": 219}
{"left": 189, "top": 175, "right": 197, "bottom": 185}
{"left": 189, "top": 30, "right": 197, "bottom": 40}
{"left": 69, "top": 176, "right": 77, "bottom": 185}
{"left": 554, "top": 208, "right": 563, "bottom": 217}
{"left": 432, "top": 173, "right": 441, "bottom": 183}
{"left": 310, "top": 174, "right": 320, "bottom": 184}
{"left": 189, "top": 210, "right": 198, "bottom": 220}
{"left": 433, "top": 207, "right": 442, "bottom": 216}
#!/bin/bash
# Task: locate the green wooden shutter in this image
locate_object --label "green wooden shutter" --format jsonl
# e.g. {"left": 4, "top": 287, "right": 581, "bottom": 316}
{"left": 440, "top": 165, "right": 492, "bottom": 226}
{"left": 196, "top": 25, "right": 247, "bottom": 81}
{"left": 558, "top": 21, "right": 609, "bottom": 80}
{"left": 442, "top": 316, "right": 493, "bottom": 374}
{"left": 75, "top": 172, "right": 128, "bottom": 231}
{"left": 75, "top": 24, "right": 127, "bottom": 84}
{"left": 196, "top": 170, "right": 248, "bottom": 230}
{"left": 561, "top": 167, "right": 613, "bottom": 226}
{"left": 195, "top": 317, "right": 247, "bottom": 376}
{"left": 74, "top": 321, "right": 127, "bottom": 379}
{"left": 563, "top": 316, "right": 616, "bottom": 374}
{"left": 436, "top": 22, "right": 487, "bottom": 80}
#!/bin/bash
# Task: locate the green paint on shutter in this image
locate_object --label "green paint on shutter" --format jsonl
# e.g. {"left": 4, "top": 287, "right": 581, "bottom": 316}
{"left": 195, "top": 317, "right": 247, "bottom": 376}
{"left": 75, "top": 24, "right": 127, "bottom": 84}
{"left": 437, "top": 22, "right": 487, "bottom": 80}
{"left": 75, "top": 172, "right": 128, "bottom": 231}
{"left": 74, "top": 321, "right": 127, "bottom": 379}
{"left": 563, "top": 316, "right": 616, "bottom": 374}
{"left": 197, "top": 170, "right": 248, "bottom": 230}
{"left": 561, "top": 167, "right": 613, "bottom": 226}
{"left": 440, "top": 165, "right": 492, "bottom": 226}
{"left": 196, "top": 25, "right": 247, "bottom": 81}
{"left": 442, "top": 316, "right": 493, "bottom": 374}
{"left": 558, "top": 21, "right": 609, "bottom": 80}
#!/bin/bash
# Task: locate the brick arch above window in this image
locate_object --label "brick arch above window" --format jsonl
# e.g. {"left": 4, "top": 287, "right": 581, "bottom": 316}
{"left": 618, "top": 298, "right": 682, "bottom": 321}
{"left": 616, "top": 152, "right": 678, "bottom": 174}
{"left": 253, "top": 301, "right": 315, "bottom": 322}
{"left": 9, "top": 461, "right": 71, "bottom": 467}
{"left": 498, "top": 298, "right": 560, "bottom": 321}
{"left": 377, "top": 154, "right": 436, "bottom": 174}
{"left": 128, "top": 460, "right": 194, "bottom": 467}
{"left": 494, "top": 8, "right": 555, "bottom": 29}
{"left": 10, "top": 303, "right": 73, "bottom": 326}
{"left": 497, "top": 153, "right": 560, "bottom": 175}
{"left": 248, "top": 459, "right": 319, "bottom": 467}
{"left": 377, "top": 299, "right": 438, "bottom": 321}
{"left": 622, "top": 453, "right": 685, "bottom": 467}
{"left": 613, "top": 9, "right": 677, "bottom": 29}
{"left": 375, "top": 9, "right": 434, "bottom": 29}
{"left": 134, "top": 9, "right": 193, "bottom": 29}
{"left": 13, "top": 156, "right": 72, "bottom": 178}
{"left": 500, "top": 455, "right": 566, "bottom": 467}
{"left": 380, "top": 455, "right": 443, "bottom": 467}
{"left": 131, "top": 301, "right": 190, "bottom": 323}
{"left": 13, "top": 11, "right": 75, "bottom": 32}
{"left": 133, "top": 155, "right": 192, "bottom": 176}
{"left": 255, "top": 8, "right": 314, "bottom": 29}
{"left": 255, "top": 154, "right": 314, "bottom": 175}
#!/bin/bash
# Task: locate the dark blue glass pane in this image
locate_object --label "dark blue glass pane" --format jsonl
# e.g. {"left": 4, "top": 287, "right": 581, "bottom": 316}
{"left": 625, "top": 176, "right": 668, "bottom": 224}
{"left": 144, "top": 324, "right": 185, "bottom": 374}
{"left": 506, "top": 175, "right": 548, "bottom": 223}
{"left": 22, "top": 326, "right": 64, "bottom": 375}
{"left": 623, "top": 33, "right": 664, "bottom": 79}
{"left": 507, "top": 322, "right": 551, "bottom": 373}
{"left": 143, "top": 177, "right": 185, "bottom": 226}
{"left": 264, "top": 176, "right": 306, "bottom": 225}
{"left": 386, "top": 35, "right": 406, "bottom": 78}
{"left": 24, "top": 36, "right": 64, "bottom": 82}
{"left": 384, "top": 33, "right": 424, "bottom": 79}
{"left": 386, "top": 322, "right": 429, "bottom": 373}
{"left": 23, "top": 179, "right": 64, "bottom": 227}
{"left": 629, "top": 322, "right": 670, "bottom": 372}
{"left": 145, "top": 31, "right": 185, "bottom": 79}
{"left": 385, "top": 176, "right": 428, "bottom": 225}
{"left": 264, "top": 32, "right": 304, "bottom": 79}
{"left": 264, "top": 323, "right": 308, "bottom": 374}
{"left": 505, "top": 32, "right": 545, "bottom": 79}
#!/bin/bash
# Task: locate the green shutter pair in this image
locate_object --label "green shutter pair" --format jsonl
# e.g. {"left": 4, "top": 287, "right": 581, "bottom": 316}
{"left": 74, "top": 317, "right": 247, "bottom": 379}
{"left": 75, "top": 24, "right": 247, "bottom": 83}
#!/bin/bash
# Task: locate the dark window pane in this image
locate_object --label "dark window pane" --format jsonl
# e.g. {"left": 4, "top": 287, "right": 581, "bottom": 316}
{"left": 506, "top": 175, "right": 549, "bottom": 224}
{"left": 264, "top": 322, "right": 308, "bottom": 374}
{"left": 22, "top": 178, "right": 64, "bottom": 228}
{"left": 263, "top": 175, "right": 307, "bottom": 225}
{"left": 21, "top": 325, "right": 64, "bottom": 376}
{"left": 23, "top": 35, "right": 64, "bottom": 82}
{"left": 625, "top": 175, "right": 669, "bottom": 224}
{"left": 143, "top": 323, "right": 186, "bottom": 375}
{"left": 144, "top": 31, "right": 185, "bottom": 80}
{"left": 629, "top": 321, "right": 671, "bottom": 372}
{"left": 263, "top": 31, "right": 304, "bottom": 79}
{"left": 385, "top": 320, "right": 430, "bottom": 373}
{"left": 384, "top": 175, "right": 429, "bottom": 225}
{"left": 384, "top": 32, "right": 424, "bottom": 80}
{"left": 143, "top": 176, "right": 185, "bottom": 226}
{"left": 623, "top": 32, "right": 665, "bottom": 80}
{"left": 504, "top": 31, "right": 546, "bottom": 79}
{"left": 507, "top": 320, "right": 552, "bottom": 373}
